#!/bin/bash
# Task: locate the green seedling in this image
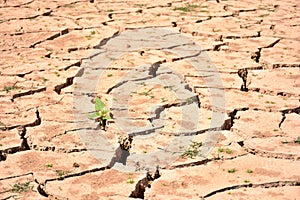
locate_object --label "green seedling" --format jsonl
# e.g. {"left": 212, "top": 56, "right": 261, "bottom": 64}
{"left": 88, "top": 97, "right": 111, "bottom": 130}
{"left": 225, "top": 149, "right": 232, "bottom": 154}
{"left": 181, "top": 141, "right": 202, "bottom": 159}
{"left": 11, "top": 182, "right": 33, "bottom": 193}
{"left": 228, "top": 168, "right": 237, "bottom": 173}
{"left": 127, "top": 174, "right": 135, "bottom": 184}
{"left": 138, "top": 88, "right": 153, "bottom": 97}
{"left": 246, "top": 169, "right": 253, "bottom": 173}
{"left": 127, "top": 179, "right": 135, "bottom": 184}
{"left": 161, "top": 97, "right": 167, "bottom": 102}
{"left": 135, "top": 4, "right": 146, "bottom": 7}
{"left": 174, "top": 4, "right": 199, "bottom": 12}
{"left": 218, "top": 148, "right": 224, "bottom": 153}
{"left": 4, "top": 85, "right": 20, "bottom": 93}
{"left": 86, "top": 35, "right": 92, "bottom": 40}
{"left": 55, "top": 72, "right": 60, "bottom": 77}
{"left": 45, "top": 163, "right": 53, "bottom": 168}
{"left": 56, "top": 170, "right": 69, "bottom": 178}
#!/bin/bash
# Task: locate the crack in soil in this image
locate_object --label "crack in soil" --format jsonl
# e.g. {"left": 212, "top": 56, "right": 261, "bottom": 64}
{"left": 169, "top": 153, "right": 248, "bottom": 169}
{"left": 279, "top": 106, "right": 300, "bottom": 128}
{"left": 54, "top": 76, "right": 74, "bottom": 94}
{"left": 93, "top": 31, "right": 120, "bottom": 49}
{"left": 35, "top": 166, "right": 108, "bottom": 197}
{"left": 30, "top": 28, "right": 69, "bottom": 48}
{"left": 0, "top": 9, "right": 52, "bottom": 23}
{"left": 273, "top": 63, "right": 300, "bottom": 68}
{"left": 203, "top": 180, "right": 300, "bottom": 199}
{"left": 244, "top": 147, "right": 299, "bottom": 161}
{"left": 196, "top": 85, "right": 299, "bottom": 98}
{"left": 0, "top": 172, "right": 33, "bottom": 181}
{"left": 226, "top": 107, "right": 250, "bottom": 130}
{"left": 251, "top": 38, "right": 281, "bottom": 63}
{"left": 11, "top": 87, "right": 46, "bottom": 101}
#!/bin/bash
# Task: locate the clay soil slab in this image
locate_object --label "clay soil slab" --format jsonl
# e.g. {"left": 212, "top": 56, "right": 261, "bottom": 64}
{"left": 249, "top": 68, "right": 300, "bottom": 96}
{"left": 232, "top": 110, "right": 283, "bottom": 138}
{"left": 45, "top": 169, "right": 138, "bottom": 199}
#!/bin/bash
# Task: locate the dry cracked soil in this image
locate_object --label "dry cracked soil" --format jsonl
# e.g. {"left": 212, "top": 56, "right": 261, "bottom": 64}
{"left": 0, "top": 0, "right": 299, "bottom": 199}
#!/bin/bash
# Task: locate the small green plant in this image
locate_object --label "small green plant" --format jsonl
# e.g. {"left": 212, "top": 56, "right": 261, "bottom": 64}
{"left": 4, "top": 85, "right": 20, "bottom": 93}
{"left": 174, "top": 4, "right": 199, "bottom": 12}
{"left": 273, "top": 129, "right": 279, "bottom": 132}
{"left": 244, "top": 179, "right": 250, "bottom": 183}
{"left": 135, "top": 3, "right": 146, "bottom": 7}
{"left": 86, "top": 35, "right": 92, "bottom": 40}
{"left": 218, "top": 148, "right": 232, "bottom": 155}
{"left": 63, "top": 4, "right": 75, "bottom": 8}
{"left": 106, "top": 9, "right": 114, "bottom": 12}
{"left": 55, "top": 72, "right": 60, "bottom": 77}
{"left": 181, "top": 141, "right": 202, "bottom": 159}
{"left": 228, "top": 168, "right": 237, "bottom": 173}
{"left": 138, "top": 88, "right": 153, "bottom": 97}
{"left": 225, "top": 149, "right": 232, "bottom": 154}
{"left": 56, "top": 170, "right": 69, "bottom": 178}
{"left": 246, "top": 169, "right": 253, "bottom": 173}
{"left": 88, "top": 97, "right": 111, "bottom": 130}
{"left": 45, "top": 163, "right": 53, "bottom": 168}
{"left": 127, "top": 174, "right": 135, "bottom": 184}
{"left": 11, "top": 182, "right": 33, "bottom": 193}
{"left": 161, "top": 97, "right": 167, "bottom": 102}
{"left": 258, "top": 13, "right": 269, "bottom": 18}
{"left": 212, "top": 28, "right": 221, "bottom": 32}
{"left": 107, "top": 74, "right": 113, "bottom": 77}
{"left": 90, "top": 31, "right": 96, "bottom": 35}
{"left": 218, "top": 148, "right": 224, "bottom": 153}
{"left": 270, "top": 101, "right": 275, "bottom": 104}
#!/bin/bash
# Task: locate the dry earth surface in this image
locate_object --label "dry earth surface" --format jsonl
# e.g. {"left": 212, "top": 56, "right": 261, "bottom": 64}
{"left": 0, "top": 0, "right": 299, "bottom": 199}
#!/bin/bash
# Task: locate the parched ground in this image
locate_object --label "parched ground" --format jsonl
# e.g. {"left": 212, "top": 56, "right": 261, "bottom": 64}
{"left": 0, "top": 0, "right": 299, "bottom": 199}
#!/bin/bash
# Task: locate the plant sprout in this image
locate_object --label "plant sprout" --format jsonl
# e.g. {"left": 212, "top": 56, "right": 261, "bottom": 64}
{"left": 88, "top": 97, "right": 111, "bottom": 130}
